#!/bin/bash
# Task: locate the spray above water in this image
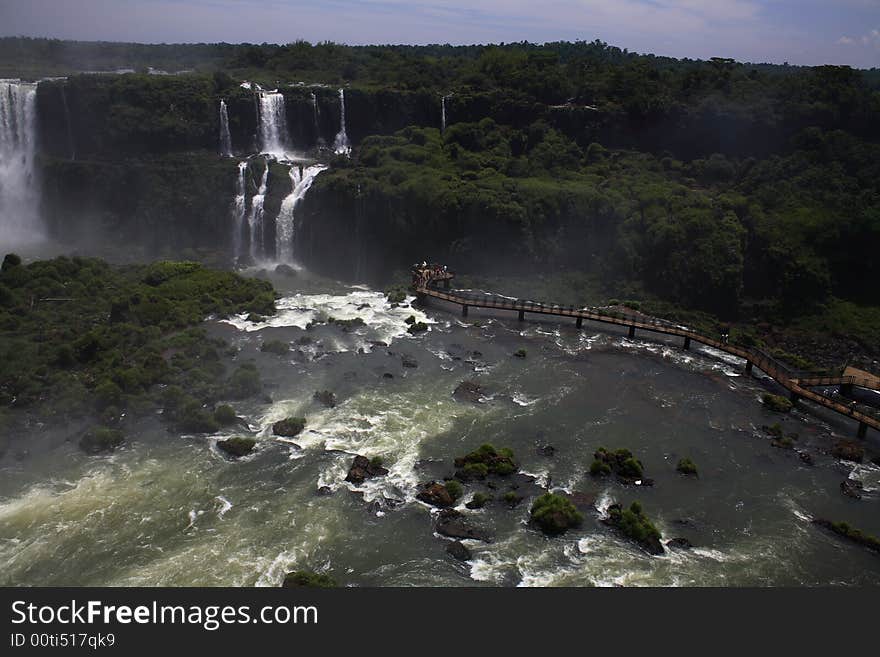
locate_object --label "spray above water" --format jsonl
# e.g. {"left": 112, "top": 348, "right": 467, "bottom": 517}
{"left": 0, "top": 79, "right": 42, "bottom": 245}
{"left": 219, "top": 100, "right": 232, "bottom": 157}
{"left": 333, "top": 88, "right": 351, "bottom": 156}
{"left": 276, "top": 163, "right": 327, "bottom": 264}
{"left": 247, "top": 159, "right": 270, "bottom": 260}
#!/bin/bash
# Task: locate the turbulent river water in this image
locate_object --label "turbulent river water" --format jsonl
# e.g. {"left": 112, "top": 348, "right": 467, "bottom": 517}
{"left": 1, "top": 268, "right": 879, "bottom": 587}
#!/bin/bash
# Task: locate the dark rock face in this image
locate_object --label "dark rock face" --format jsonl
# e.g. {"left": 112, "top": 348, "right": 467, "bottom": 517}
{"left": 345, "top": 455, "right": 389, "bottom": 485}
{"left": 453, "top": 380, "right": 484, "bottom": 404}
{"left": 272, "top": 417, "right": 306, "bottom": 437}
{"left": 538, "top": 444, "right": 556, "bottom": 457}
{"left": 217, "top": 436, "right": 256, "bottom": 458}
{"left": 435, "top": 509, "right": 492, "bottom": 542}
{"left": 275, "top": 263, "right": 297, "bottom": 277}
{"left": 446, "top": 540, "right": 473, "bottom": 561}
{"left": 401, "top": 355, "right": 418, "bottom": 368}
{"left": 798, "top": 451, "right": 814, "bottom": 466}
{"left": 667, "top": 537, "right": 694, "bottom": 550}
{"left": 315, "top": 486, "right": 333, "bottom": 496}
{"left": 566, "top": 491, "right": 597, "bottom": 512}
{"left": 416, "top": 481, "right": 455, "bottom": 508}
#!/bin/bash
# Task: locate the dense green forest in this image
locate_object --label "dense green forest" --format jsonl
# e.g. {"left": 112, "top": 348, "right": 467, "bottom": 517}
{"left": 4, "top": 37, "right": 878, "bottom": 366}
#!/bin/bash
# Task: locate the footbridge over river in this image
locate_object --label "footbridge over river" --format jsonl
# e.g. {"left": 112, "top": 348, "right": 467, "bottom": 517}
{"left": 412, "top": 268, "right": 880, "bottom": 439}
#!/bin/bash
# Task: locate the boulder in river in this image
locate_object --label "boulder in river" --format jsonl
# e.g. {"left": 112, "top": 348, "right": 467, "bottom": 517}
{"left": 666, "top": 537, "right": 694, "bottom": 550}
{"left": 313, "top": 390, "right": 337, "bottom": 408}
{"left": 416, "top": 481, "right": 456, "bottom": 507}
{"left": 602, "top": 501, "right": 664, "bottom": 555}
{"left": 840, "top": 479, "right": 863, "bottom": 500}
{"left": 530, "top": 493, "right": 584, "bottom": 536}
{"left": 273, "top": 416, "right": 306, "bottom": 437}
{"left": 446, "top": 540, "right": 473, "bottom": 561}
{"left": 435, "top": 509, "right": 492, "bottom": 542}
{"left": 79, "top": 426, "right": 124, "bottom": 455}
{"left": 453, "top": 380, "right": 484, "bottom": 404}
{"left": 345, "top": 455, "right": 389, "bottom": 485}
{"left": 216, "top": 436, "right": 256, "bottom": 458}
{"left": 832, "top": 441, "right": 864, "bottom": 463}
{"left": 281, "top": 571, "right": 337, "bottom": 588}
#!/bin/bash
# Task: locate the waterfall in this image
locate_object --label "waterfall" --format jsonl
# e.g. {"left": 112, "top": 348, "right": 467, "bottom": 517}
{"left": 258, "top": 90, "right": 290, "bottom": 157}
{"left": 333, "top": 88, "right": 350, "bottom": 156}
{"left": 310, "top": 91, "right": 322, "bottom": 146}
{"left": 231, "top": 160, "right": 248, "bottom": 259}
{"left": 0, "top": 79, "right": 42, "bottom": 244}
{"left": 441, "top": 95, "right": 447, "bottom": 133}
{"left": 275, "top": 163, "right": 327, "bottom": 263}
{"left": 247, "top": 158, "right": 270, "bottom": 259}
{"left": 219, "top": 100, "right": 232, "bottom": 157}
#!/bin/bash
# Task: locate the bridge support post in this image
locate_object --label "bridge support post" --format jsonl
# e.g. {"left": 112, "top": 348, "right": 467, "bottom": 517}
{"left": 628, "top": 325, "right": 636, "bottom": 339}
{"left": 461, "top": 305, "right": 468, "bottom": 318}
{"left": 518, "top": 310, "right": 524, "bottom": 321}
{"left": 683, "top": 336, "right": 691, "bottom": 350}
{"left": 576, "top": 317, "right": 583, "bottom": 329}
{"left": 789, "top": 391, "right": 800, "bottom": 404}
{"left": 444, "top": 279, "right": 450, "bottom": 289}
{"left": 745, "top": 361, "right": 753, "bottom": 376}
{"left": 857, "top": 422, "right": 868, "bottom": 440}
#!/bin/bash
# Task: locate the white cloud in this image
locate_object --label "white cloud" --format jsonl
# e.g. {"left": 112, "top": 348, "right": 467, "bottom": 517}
{"left": 838, "top": 36, "right": 855, "bottom": 44}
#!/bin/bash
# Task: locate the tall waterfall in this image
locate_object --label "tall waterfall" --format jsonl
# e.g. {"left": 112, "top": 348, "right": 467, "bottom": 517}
{"left": 219, "top": 100, "right": 232, "bottom": 157}
{"left": 333, "top": 88, "right": 351, "bottom": 156}
{"left": 310, "top": 91, "right": 322, "bottom": 145}
{"left": 258, "top": 91, "right": 290, "bottom": 157}
{"left": 247, "top": 158, "right": 270, "bottom": 259}
{"left": 0, "top": 79, "right": 42, "bottom": 244}
{"left": 441, "top": 95, "right": 447, "bottom": 133}
{"left": 275, "top": 163, "right": 327, "bottom": 263}
{"left": 231, "top": 160, "right": 248, "bottom": 259}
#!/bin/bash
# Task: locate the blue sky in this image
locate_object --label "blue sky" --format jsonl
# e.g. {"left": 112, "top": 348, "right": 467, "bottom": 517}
{"left": 1, "top": 0, "right": 878, "bottom": 68}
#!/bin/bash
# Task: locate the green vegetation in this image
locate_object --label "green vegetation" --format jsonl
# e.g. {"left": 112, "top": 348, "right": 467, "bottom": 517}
{"left": 443, "top": 479, "right": 463, "bottom": 502}
{"left": 814, "top": 519, "right": 880, "bottom": 555}
{"left": 530, "top": 493, "right": 584, "bottom": 535}
{"left": 213, "top": 404, "right": 238, "bottom": 426}
{"left": 454, "top": 443, "right": 518, "bottom": 478}
{"left": 503, "top": 491, "right": 524, "bottom": 507}
{"left": 385, "top": 286, "right": 409, "bottom": 305}
{"left": 606, "top": 501, "right": 663, "bottom": 554}
{"left": 676, "top": 458, "right": 698, "bottom": 476}
{"left": 369, "top": 456, "right": 384, "bottom": 469}
{"left": 216, "top": 436, "right": 256, "bottom": 458}
{"left": 514, "top": 348, "right": 527, "bottom": 358}
{"left": 0, "top": 256, "right": 274, "bottom": 429}
{"left": 272, "top": 417, "right": 306, "bottom": 437}
{"left": 466, "top": 492, "right": 492, "bottom": 509}
{"left": 762, "top": 394, "right": 794, "bottom": 413}
{"left": 407, "top": 321, "right": 428, "bottom": 334}
{"left": 79, "top": 426, "right": 124, "bottom": 454}
{"left": 281, "top": 570, "right": 338, "bottom": 588}
{"left": 590, "top": 447, "right": 645, "bottom": 480}
{"left": 260, "top": 339, "right": 290, "bottom": 355}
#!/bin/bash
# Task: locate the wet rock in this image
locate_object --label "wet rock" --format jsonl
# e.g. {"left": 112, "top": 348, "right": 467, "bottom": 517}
{"left": 416, "top": 481, "right": 456, "bottom": 508}
{"left": 538, "top": 444, "right": 556, "bottom": 457}
{"left": 369, "top": 340, "right": 389, "bottom": 348}
{"left": 274, "top": 263, "right": 297, "bottom": 277}
{"left": 382, "top": 372, "right": 394, "bottom": 379}
{"left": 313, "top": 389, "right": 337, "bottom": 408}
{"left": 566, "top": 491, "right": 597, "bottom": 511}
{"left": 798, "top": 451, "right": 814, "bottom": 466}
{"left": 446, "top": 540, "right": 473, "bottom": 561}
{"left": 435, "top": 509, "right": 491, "bottom": 542}
{"left": 345, "top": 455, "right": 389, "bottom": 485}
{"left": 453, "top": 380, "right": 484, "bottom": 404}
{"left": 281, "top": 571, "right": 337, "bottom": 588}
{"left": 666, "top": 537, "right": 694, "bottom": 550}
{"left": 273, "top": 417, "right": 306, "bottom": 437}
{"left": 401, "top": 355, "right": 418, "bottom": 368}
{"left": 216, "top": 436, "right": 256, "bottom": 458}
{"left": 812, "top": 518, "right": 880, "bottom": 554}
{"left": 465, "top": 492, "right": 492, "bottom": 509}
{"left": 840, "top": 479, "right": 863, "bottom": 500}
{"left": 315, "top": 486, "right": 333, "bottom": 496}
{"left": 832, "top": 441, "right": 864, "bottom": 463}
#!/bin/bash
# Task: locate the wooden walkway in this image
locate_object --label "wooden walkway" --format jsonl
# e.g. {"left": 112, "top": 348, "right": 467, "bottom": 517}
{"left": 415, "top": 275, "right": 879, "bottom": 439}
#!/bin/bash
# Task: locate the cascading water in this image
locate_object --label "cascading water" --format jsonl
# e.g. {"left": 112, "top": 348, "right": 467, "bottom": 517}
{"left": 231, "top": 160, "right": 248, "bottom": 259}
{"left": 275, "top": 163, "right": 327, "bottom": 263}
{"left": 247, "top": 158, "right": 270, "bottom": 259}
{"left": 219, "top": 100, "right": 232, "bottom": 157}
{"left": 0, "top": 79, "right": 42, "bottom": 244}
{"left": 333, "top": 88, "right": 351, "bottom": 156}
{"left": 310, "top": 91, "right": 322, "bottom": 146}
{"left": 258, "top": 90, "right": 290, "bottom": 157}
{"left": 441, "top": 95, "right": 447, "bottom": 133}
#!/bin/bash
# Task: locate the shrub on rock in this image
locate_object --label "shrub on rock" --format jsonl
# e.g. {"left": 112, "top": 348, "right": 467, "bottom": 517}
{"left": 260, "top": 340, "right": 289, "bottom": 355}
{"left": 530, "top": 493, "right": 584, "bottom": 535}
{"left": 345, "top": 454, "right": 389, "bottom": 484}
{"left": 604, "top": 501, "right": 663, "bottom": 554}
{"left": 832, "top": 441, "right": 864, "bottom": 463}
{"left": 466, "top": 492, "right": 492, "bottom": 509}
{"left": 79, "top": 426, "right": 124, "bottom": 454}
{"left": 213, "top": 404, "right": 238, "bottom": 426}
{"left": 273, "top": 416, "right": 306, "bottom": 437}
{"left": 762, "top": 393, "right": 793, "bottom": 413}
{"left": 590, "top": 447, "right": 647, "bottom": 482}
{"left": 676, "top": 458, "right": 698, "bottom": 476}
{"left": 454, "top": 443, "right": 517, "bottom": 479}
{"left": 217, "top": 436, "right": 256, "bottom": 458}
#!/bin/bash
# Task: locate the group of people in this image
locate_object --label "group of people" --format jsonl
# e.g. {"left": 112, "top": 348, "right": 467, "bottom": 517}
{"left": 411, "top": 261, "right": 448, "bottom": 289}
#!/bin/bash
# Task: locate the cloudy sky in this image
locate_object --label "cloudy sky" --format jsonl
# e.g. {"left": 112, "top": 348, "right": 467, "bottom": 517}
{"left": 1, "top": 0, "right": 878, "bottom": 67}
